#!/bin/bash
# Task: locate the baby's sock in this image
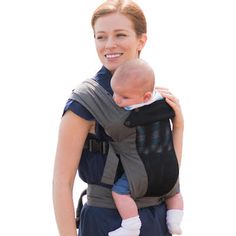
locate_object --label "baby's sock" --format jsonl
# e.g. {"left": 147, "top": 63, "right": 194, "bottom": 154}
{"left": 166, "top": 209, "right": 183, "bottom": 235}
{"left": 108, "top": 216, "right": 141, "bottom": 236}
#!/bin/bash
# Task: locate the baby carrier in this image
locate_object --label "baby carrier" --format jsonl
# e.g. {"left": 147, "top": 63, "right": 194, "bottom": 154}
{"left": 70, "top": 79, "right": 179, "bottom": 226}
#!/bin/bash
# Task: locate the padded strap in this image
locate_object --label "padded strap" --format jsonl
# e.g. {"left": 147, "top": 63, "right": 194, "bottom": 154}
{"left": 101, "top": 145, "right": 120, "bottom": 185}
{"left": 124, "top": 99, "right": 175, "bottom": 128}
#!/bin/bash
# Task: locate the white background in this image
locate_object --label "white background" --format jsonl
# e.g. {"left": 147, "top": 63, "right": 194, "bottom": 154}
{"left": 0, "top": 0, "right": 236, "bottom": 235}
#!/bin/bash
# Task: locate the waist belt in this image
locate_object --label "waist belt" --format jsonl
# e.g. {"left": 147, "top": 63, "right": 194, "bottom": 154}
{"left": 86, "top": 184, "right": 165, "bottom": 208}
{"left": 75, "top": 183, "right": 179, "bottom": 228}
{"left": 75, "top": 184, "right": 166, "bottom": 228}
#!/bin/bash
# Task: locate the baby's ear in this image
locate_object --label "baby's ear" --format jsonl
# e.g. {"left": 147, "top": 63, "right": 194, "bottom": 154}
{"left": 143, "top": 92, "right": 152, "bottom": 102}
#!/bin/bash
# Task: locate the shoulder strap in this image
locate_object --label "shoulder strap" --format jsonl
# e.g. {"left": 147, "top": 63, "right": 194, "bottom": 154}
{"left": 70, "top": 79, "right": 148, "bottom": 198}
{"left": 71, "top": 79, "right": 135, "bottom": 141}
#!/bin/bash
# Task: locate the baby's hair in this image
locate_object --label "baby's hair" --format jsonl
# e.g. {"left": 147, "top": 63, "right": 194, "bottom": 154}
{"left": 112, "top": 59, "right": 155, "bottom": 94}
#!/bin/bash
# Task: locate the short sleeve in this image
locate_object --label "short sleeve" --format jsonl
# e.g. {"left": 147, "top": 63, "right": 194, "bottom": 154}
{"left": 63, "top": 99, "right": 95, "bottom": 121}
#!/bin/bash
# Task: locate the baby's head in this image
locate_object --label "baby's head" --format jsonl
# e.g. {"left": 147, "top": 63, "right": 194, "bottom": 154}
{"left": 111, "top": 59, "right": 155, "bottom": 108}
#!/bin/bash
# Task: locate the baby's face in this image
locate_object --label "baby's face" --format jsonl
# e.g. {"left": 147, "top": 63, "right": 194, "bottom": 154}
{"left": 112, "top": 85, "right": 145, "bottom": 108}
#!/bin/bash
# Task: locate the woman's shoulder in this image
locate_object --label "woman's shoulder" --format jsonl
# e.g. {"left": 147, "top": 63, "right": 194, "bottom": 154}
{"left": 63, "top": 99, "right": 94, "bottom": 120}
{"left": 93, "top": 66, "right": 113, "bottom": 95}
{"left": 63, "top": 66, "right": 113, "bottom": 120}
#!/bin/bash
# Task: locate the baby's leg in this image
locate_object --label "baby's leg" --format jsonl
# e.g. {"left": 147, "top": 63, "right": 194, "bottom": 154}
{"left": 166, "top": 192, "right": 183, "bottom": 210}
{"left": 165, "top": 193, "right": 184, "bottom": 235}
{"left": 109, "top": 192, "right": 141, "bottom": 236}
{"left": 109, "top": 172, "right": 141, "bottom": 236}
{"left": 112, "top": 192, "right": 138, "bottom": 219}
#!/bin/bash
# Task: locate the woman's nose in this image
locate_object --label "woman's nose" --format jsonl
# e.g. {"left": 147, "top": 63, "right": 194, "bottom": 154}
{"left": 105, "top": 37, "right": 117, "bottom": 49}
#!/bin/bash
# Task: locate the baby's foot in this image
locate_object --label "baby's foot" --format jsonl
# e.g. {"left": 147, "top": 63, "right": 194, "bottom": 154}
{"left": 108, "top": 226, "right": 140, "bottom": 236}
{"left": 167, "top": 224, "right": 182, "bottom": 235}
{"left": 166, "top": 209, "right": 183, "bottom": 235}
{"left": 108, "top": 216, "right": 141, "bottom": 236}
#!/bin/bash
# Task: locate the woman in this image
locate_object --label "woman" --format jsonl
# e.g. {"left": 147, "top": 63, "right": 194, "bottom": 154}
{"left": 53, "top": 1, "right": 184, "bottom": 236}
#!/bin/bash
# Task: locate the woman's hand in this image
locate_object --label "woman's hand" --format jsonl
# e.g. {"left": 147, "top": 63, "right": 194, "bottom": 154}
{"left": 156, "top": 87, "right": 184, "bottom": 163}
{"left": 156, "top": 87, "right": 184, "bottom": 130}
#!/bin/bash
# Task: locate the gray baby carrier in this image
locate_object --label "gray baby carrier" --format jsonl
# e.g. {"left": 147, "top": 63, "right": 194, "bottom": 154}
{"left": 71, "top": 79, "right": 179, "bottom": 203}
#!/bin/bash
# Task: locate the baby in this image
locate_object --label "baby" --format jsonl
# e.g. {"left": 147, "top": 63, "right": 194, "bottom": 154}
{"left": 109, "top": 59, "right": 184, "bottom": 236}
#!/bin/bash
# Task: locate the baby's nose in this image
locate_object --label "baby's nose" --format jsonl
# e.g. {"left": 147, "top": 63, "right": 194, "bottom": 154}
{"left": 113, "top": 94, "right": 121, "bottom": 105}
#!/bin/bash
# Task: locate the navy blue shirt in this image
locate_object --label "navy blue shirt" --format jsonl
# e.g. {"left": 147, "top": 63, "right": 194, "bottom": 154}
{"left": 63, "top": 66, "right": 115, "bottom": 184}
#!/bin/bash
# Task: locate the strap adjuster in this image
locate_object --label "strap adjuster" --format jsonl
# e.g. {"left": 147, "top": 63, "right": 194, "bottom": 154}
{"left": 75, "top": 189, "right": 87, "bottom": 229}
{"left": 84, "top": 138, "right": 108, "bottom": 155}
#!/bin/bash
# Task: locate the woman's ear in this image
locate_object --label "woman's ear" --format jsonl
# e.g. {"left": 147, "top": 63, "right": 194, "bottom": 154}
{"left": 143, "top": 91, "right": 152, "bottom": 102}
{"left": 138, "top": 33, "right": 147, "bottom": 51}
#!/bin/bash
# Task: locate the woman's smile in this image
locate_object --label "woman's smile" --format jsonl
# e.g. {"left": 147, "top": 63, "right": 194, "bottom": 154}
{"left": 94, "top": 13, "right": 146, "bottom": 72}
{"left": 105, "top": 53, "right": 123, "bottom": 59}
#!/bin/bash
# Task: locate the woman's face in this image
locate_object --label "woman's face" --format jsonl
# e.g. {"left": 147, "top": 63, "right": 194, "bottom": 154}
{"left": 93, "top": 13, "right": 147, "bottom": 73}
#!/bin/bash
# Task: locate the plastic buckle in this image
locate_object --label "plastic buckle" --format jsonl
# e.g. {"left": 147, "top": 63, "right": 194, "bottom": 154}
{"left": 87, "top": 139, "right": 108, "bottom": 155}
{"left": 102, "top": 141, "right": 108, "bottom": 155}
{"left": 88, "top": 139, "right": 96, "bottom": 152}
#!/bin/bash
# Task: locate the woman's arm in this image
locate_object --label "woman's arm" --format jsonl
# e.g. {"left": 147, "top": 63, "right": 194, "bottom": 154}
{"left": 53, "top": 110, "right": 93, "bottom": 236}
{"left": 157, "top": 88, "right": 184, "bottom": 164}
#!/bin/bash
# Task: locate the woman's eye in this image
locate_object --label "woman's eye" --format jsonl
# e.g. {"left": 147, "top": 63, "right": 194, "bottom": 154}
{"left": 96, "top": 35, "right": 105, "bottom": 40}
{"left": 117, "top": 34, "right": 126, "bottom": 37}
